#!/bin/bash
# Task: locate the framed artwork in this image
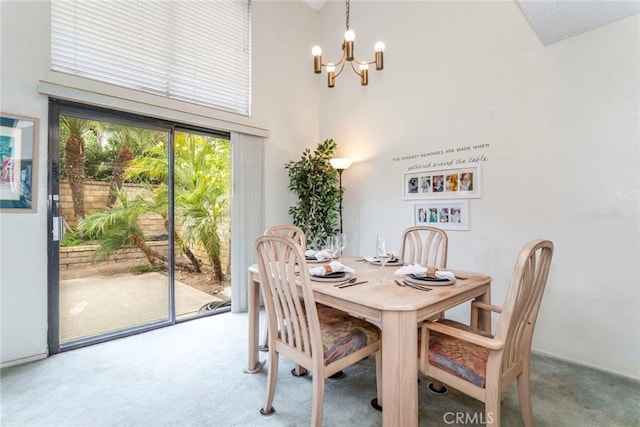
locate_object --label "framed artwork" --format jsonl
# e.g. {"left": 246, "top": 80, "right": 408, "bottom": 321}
{"left": 403, "top": 163, "right": 481, "bottom": 200}
{"left": 0, "top": 113, "right": 38, "bottom": 212}
{"left": 414, "top": 200, "right": 469, "bottom": 231}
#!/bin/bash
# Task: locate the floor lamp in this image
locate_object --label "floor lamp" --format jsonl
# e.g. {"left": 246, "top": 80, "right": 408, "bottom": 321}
{"left": 330, "top": 158, "right": 352, "bottom": 234}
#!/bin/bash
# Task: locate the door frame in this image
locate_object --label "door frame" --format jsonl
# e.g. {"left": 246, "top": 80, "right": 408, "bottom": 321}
{"left": 47, "top": 99, "right": 230, "bottom": 354}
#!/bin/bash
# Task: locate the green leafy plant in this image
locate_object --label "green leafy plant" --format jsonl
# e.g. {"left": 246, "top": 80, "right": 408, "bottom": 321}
{"left": 285, "top": 139, "right": 340, "bottom": 248}
{"left": 60, "top": 228, "right": 84, "bottom": 247}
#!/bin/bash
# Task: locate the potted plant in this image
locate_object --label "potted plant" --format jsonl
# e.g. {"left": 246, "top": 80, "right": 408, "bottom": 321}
{"left": 285, "top": 139, "right": 340, "bottom": 248}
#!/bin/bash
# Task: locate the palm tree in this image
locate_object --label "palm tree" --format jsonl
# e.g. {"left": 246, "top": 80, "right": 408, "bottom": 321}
{"left": 60, "top": 116, "right": 90, "bottom": 222}
{"left": 80, "top": 131, "right": 230, "bottom": 282}
{"left": 78, "top": 188, "right": 196, "bottom": 271}
{"left": 126, "top": 133, "right": 231, "bottom": 281}
{"left": 102, "top": 125, "right": 162, "bottom": 207}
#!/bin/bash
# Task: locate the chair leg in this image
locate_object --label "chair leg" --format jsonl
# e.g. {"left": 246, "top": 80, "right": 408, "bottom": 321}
{"left": 485, "top": 393, "right": 500, "bottom": 426}
{"left": 375, "top": 351, "right": 382, "bottom": 406}
{"left": 517, "top": 364, "right": 534, "bottom": 427}
{"left": 259, "top": 324, "right": 269, "bottom": 351}
{"left": 291, "top": 365, "right": 308, "bottom": 377}
{"left": 261, "top": 349, "right": 279, "bottom": 416}
{"left": 427, "top": 380, "right": 448, "bottom": 395}
{"left": 310, "top": 372, "right": 325, "bottom": 427}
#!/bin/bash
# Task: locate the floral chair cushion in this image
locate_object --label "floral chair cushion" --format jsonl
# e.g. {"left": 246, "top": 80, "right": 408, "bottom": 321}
{"left": 316, "top": 305, "right": 381, "bottom": 366}
{"left": 427, "top": 319, "right": 492, "bottom": 388}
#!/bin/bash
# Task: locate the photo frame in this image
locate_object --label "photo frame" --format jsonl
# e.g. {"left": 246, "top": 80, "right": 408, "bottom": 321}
{"left": 414, "top": 200, "right": 469, "bottom": 231}
{"left": 403, "top": 163, "right": 481, "bottom": 200}
{"left": 0, "top": 113, "right": 38, "bottom": 212}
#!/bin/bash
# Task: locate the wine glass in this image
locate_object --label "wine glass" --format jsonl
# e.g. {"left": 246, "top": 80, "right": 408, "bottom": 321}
{"left": 325, "top": 235, "right": 339, "bottom": 260}
{"left": 376, "top": 235, "right": 391, "bottom": 282}
{"left": 336, "top": 233, "right": 347, "bottom": 258}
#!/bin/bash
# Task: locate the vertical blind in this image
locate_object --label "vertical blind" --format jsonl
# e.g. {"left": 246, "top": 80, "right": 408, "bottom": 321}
{"left": 51, "top": 0, "right": 252, "bottom": 117}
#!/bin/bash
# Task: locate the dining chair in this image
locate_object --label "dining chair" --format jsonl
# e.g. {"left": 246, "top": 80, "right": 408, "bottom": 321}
{"left": 260, "top": 225, "right": 307, "bottom": 352}
{"left": 399, "top": 226, "right": 448, "bottom": 268}
{"left": 400, "top": 225, "right": 449, "bottom": 321}
{"left": 264, "top": 224, "right": 307, "bottom": 248}
{"left": 255, "top": 235, "right": 382, "bottom": 427}
{"left": 418, "top": 239, "right": 554, "bottom": 426}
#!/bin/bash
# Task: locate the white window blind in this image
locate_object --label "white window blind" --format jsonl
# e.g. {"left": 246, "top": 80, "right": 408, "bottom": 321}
{"left": 51, "top": 0, "right": 252, "bottom": 116}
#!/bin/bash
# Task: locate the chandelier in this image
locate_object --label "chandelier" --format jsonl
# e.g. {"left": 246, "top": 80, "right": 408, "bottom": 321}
{"left": 312, "top": 0, "right": 385, "bottom": 87}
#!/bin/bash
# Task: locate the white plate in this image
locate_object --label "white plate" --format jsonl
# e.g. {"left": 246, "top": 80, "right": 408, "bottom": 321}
{"left": 305, "top": 257, "right": 330, "bottom": 264}
{"left": 404, "top": 274, "right": 455, "bottom": 286}
{"left": 310, "top": 272, "right": 353, "bottom": 283}
{"left": 364, "top": 256, "right": 403, "bottom": 266}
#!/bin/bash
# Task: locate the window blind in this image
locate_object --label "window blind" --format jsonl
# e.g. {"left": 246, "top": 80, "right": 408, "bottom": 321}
{"left": 51, "top": 0, "right": 252, "bottom": 117}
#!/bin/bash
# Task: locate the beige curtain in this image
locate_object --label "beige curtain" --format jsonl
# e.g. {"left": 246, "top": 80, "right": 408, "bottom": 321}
{"left": 230, "top": 132, "right": 265, "bottom": 312}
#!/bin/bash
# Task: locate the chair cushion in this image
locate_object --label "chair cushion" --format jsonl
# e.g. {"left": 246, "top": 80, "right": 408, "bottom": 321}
{"left": 316, "top": 305, "right": 381, "bottom": 366}
{"left": 428, "top": 319, "right": 491, "bottom": 388}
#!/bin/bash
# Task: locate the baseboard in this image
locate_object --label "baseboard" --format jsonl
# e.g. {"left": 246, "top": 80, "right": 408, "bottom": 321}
{"left": 1, "top": 353, "right": 47, "bottom": 369}
{"left": 531, "top": 350, "right": 640, "bottom": 383}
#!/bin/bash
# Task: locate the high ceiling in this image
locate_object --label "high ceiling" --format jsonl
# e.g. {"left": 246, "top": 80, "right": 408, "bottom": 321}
{"left": 301, "top": 0, "right": 640, "bottom": 46}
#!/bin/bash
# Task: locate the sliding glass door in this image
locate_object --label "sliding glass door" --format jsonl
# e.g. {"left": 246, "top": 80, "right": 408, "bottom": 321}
{"left": 48, "top": 101, "right": 231, "bottom": 352}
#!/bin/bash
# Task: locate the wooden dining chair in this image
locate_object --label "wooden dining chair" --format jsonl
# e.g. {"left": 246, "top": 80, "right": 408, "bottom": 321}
{"left": 418, "top": 239, "right": 554, "bottom": 426}
{"left": 400, "top": 225, "right": 449, "bottom": 321}
{"left": 255, "top": 235, "right": 382, "bottom": 427}
{"left": 260, "top": 225, "right": 307, "bottom": 352}
{"left": 399, "top": 226, "right": 448, "bottom": 268}
{"left": 264, "top": 224, "right": 307, "bottom": 248}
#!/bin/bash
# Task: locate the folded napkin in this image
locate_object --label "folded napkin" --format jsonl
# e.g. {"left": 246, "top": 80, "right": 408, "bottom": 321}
{"left": 309, "top": 261, "right": 355, "bottom": 277}
{"left": 305, "top": 249, "right": 333, "bottom": 261}
{"left": 393, "top": 264, "right": 455, "bottom": 280}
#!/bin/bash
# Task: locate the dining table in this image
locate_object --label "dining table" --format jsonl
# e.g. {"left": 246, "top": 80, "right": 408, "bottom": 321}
{"left": 246, "top": 255, "right": 493, "bottom": 427}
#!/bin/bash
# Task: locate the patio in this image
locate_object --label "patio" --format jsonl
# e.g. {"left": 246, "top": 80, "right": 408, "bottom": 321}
{"left": 60, "top": 271, "right": 227, "bottom": 342}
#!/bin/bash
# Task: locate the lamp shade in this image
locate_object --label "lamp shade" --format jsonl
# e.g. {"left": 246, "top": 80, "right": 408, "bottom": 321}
{"left": 330, "top": 158, "right": 353, "bottom": 170}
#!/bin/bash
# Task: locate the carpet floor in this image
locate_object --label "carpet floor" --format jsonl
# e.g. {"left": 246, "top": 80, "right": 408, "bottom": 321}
{"left": 1, "top": 312, "right": 638, "bottom": 426}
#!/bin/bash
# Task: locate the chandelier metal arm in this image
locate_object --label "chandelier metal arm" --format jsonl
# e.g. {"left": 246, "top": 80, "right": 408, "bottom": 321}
{"left": 349, "top": 61, "right": 368, "bottom": 85}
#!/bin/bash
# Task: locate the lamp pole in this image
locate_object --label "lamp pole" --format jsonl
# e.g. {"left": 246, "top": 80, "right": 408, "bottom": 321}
{"left": 337, "top": 168, "right": 344, "bottom": 234}
{"left": 330, "top": 157, "right": 352, "bottom": 235}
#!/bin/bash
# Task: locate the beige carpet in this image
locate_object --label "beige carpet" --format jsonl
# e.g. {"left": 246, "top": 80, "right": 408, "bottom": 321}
{"left": 59, "top": 272, "right": 221, "bottom": 342}
{"left": 2, "top": 312, "right": 639, "bottom": 427}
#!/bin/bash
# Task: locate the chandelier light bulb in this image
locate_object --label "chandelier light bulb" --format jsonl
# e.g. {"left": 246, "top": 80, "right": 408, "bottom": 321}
{"left": 344, "top": 29, "right": 355, "bottom": 42}
{"left": 359, "top": 63, "right": 368, "bottom": 71}
{"left": 375, "top": 41, "right": 385, "bottom": 52}
{"left": 312, "top": 45, "right": 322, "bottom": 56}
{"left": 326, "top": 63, "right": 336, "bottom": 73}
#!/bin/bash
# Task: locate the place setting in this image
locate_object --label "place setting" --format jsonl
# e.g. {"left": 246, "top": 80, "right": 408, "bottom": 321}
{"left": 304, "top": 233, "right": 347, "bottom": 263}
{"left": 304, "top": 249, "right": 334, "bottom": 263}
{"left": 393, "top": 264, "right": 457, "bottom": 291}
{"left": 308, "top": 260, "right": 368, "bottom": 288}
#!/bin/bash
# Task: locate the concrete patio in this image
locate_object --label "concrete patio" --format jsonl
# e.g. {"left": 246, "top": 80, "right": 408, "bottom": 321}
{"left": 59, "top": 272, "right": 226, "bottom": 342}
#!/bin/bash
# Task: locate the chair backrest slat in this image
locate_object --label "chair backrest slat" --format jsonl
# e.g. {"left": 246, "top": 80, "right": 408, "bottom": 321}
{"left": 264, "top": 225, "right": 306, "bottom": 250}
{"left": 399, "top": 226, "right": 448, "bottom": 268}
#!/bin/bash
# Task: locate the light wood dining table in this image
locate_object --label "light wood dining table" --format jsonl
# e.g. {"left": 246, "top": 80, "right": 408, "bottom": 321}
{"left": 246, "top": 255, "right": 492, "bottom": 427}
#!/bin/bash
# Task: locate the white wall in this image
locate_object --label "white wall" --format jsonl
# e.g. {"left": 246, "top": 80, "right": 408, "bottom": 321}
{"left": 316, "top": 1, "right": 639, "bottom": 379}
{"left": 252, "top": 1, "right": 321, "bottom": 227}
{"left": 0, "top": 0, "right": 51, "bottom": 366}
{"left": 0, "top": 0, "right": 318, "bottom": 366}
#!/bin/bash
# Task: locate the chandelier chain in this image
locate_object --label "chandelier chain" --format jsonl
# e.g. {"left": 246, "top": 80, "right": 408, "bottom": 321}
{"left": 345, "top": 0, "right": 350, "bottom": 30}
